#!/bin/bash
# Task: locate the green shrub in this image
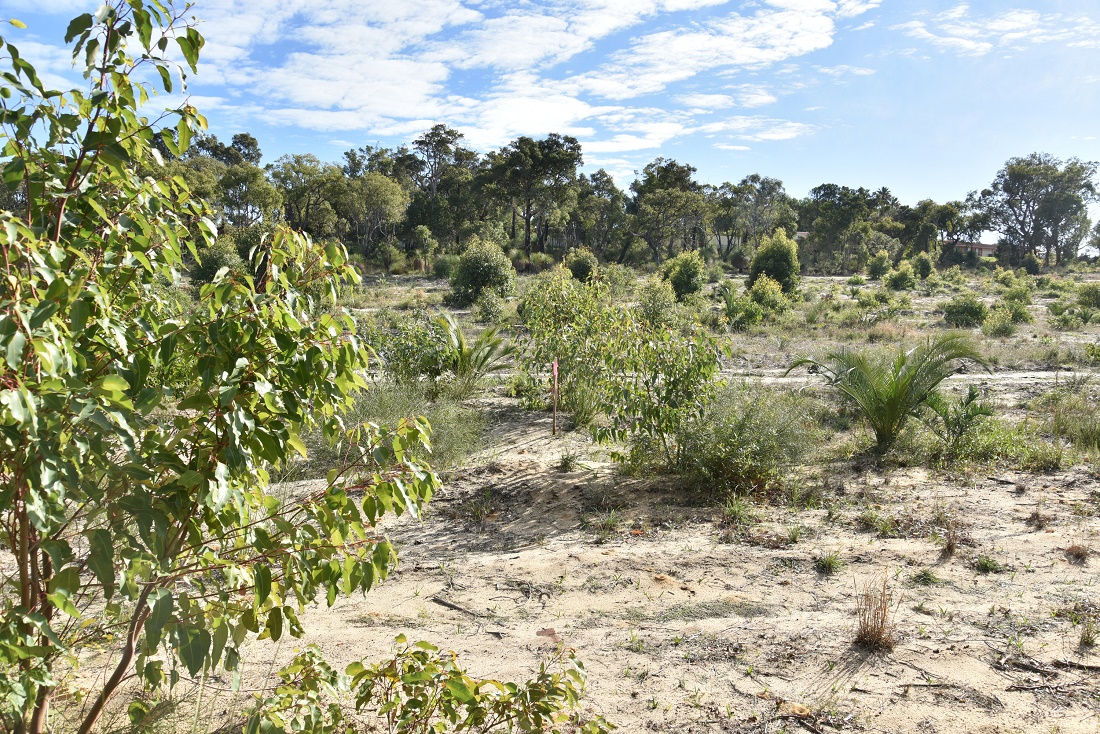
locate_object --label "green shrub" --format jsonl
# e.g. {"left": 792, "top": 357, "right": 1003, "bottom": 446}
{"left": 432, "top": 254, "right": 459, "bottom": 280}
{"left": 748, "top": 229, "right": 801, "bottom": 294}
{"left": 190, "top": 237, "right": 244, "bottom": 283}
{"left": 565, "top": 247, "right": 600, "bottom": 282}
{"left": 450, "top": 238, "right": 516, "bottom": 306}
{"left": 438, "top": 313, "right": 517, "bottom": 399}
{"left": 680, "top": 384, "right": 816, "bottom": 497}
{"left": 473, "top": 291, "right": 506, "bottom": 324}
{"left": 1078, "top": 282, "right": 1100, "bottom": 309}
{"left": 603, "top": 263, "right": 634, "bottom": 299}
{"left": 943, "top": 265, "right": 967, "bottom": 286}
{"left": 530, "top": 252, "right": 555, "bottom": 273}
{"left": 636, "top": 277, "right": 678, "bottom": 328}
{"left": 942, "top": 294, "right": 988, "bottom": 327}
{"left": 912, "top": 252, "right": 935, "bottom": 280}
{"left": 885, "top": 262, "right": 916, "bottom": 291}
{"left": 661, "top": 250, "right": 706, "bottom": 300}
{"left": 867, "top": 250, "right": 891, "bottom": 280}
{"left": 720, "top": 283, "right": 764, "bottom": 330}
{"left": 1022, "top": 252, "right": 1042, "bottom": 275}
{"left": 993, "top": 267, "right": 1016, "bottom": 287}
{"left": 921, "top": 385, "right": 993, "bottom": 462}
{"left": 996, "top": 299, "right": 1032, "bottom": 323}
{"left": 847, "top": 274, "right": 866, "bottom": 286}
{"left": 362, "top": 310, "right": 452, "bottom": 386}
{"left": 748, "top": 274, "right": 789, "bottom": 312}
{"left": 1002, "top": 283, "right": 1032, "bottom": 304}
{"left": 982, "top": 308, "right": 1016, "bottom": 338}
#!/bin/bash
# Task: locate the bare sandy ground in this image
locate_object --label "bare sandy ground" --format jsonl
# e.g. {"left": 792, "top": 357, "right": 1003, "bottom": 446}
{"left": 252, "top": 395, "right": 1100, "bottom": 734}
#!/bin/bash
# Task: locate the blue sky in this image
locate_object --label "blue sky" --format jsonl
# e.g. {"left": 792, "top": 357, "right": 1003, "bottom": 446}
{"left": 3, "top": 0, "right": 1100, "bottom": 207}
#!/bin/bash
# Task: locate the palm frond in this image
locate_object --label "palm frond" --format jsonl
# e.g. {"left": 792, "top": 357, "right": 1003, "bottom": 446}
{"left": 788, "top": 333, "right": 988, "bottom": 453}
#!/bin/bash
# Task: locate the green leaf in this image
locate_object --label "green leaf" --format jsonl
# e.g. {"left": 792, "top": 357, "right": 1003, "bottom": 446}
{"left": 64, "top": 13, "right": 93, "bottom": 42}
{"left": 266, "top": 607, "right": 283, "bottom": 642}
{"left": 176, "top": 116, "right": 191, "bottom": 154}
{"left": 86, "top": 529, "right": 115, "bottom": 599}
{"left": 255, "top": 565, "right": 271, "bottom": 606}
{"left": 5, "top": 330, "right": 25, "bottom": 369}
{"left": 178, "top": 626, "right": 211, "bottom": 677}
{"left": 3, "top": 156, "right": 25, "bottom": 191}
{"left": 144, "top": 588, "right": 173, "bottom": 650}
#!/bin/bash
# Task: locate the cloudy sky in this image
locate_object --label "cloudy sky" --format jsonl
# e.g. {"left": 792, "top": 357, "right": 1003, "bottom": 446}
{"left": 3, "top": 0, "right": 1100, "bottom": 205}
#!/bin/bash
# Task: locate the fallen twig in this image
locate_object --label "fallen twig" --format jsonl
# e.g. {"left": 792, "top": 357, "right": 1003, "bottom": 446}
{"left": 430, "top": 595, "right": 484, "bottom": 618}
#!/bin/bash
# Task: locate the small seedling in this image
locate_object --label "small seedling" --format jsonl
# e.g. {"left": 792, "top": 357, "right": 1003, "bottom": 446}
{"left": 975, "top": 555, "right": 1004, "bottom": 574}
{"left": 786, "top": 525, "right": 803, "bottom": 545}
{"left": 722, "top": 496, "right": 758, "bottom": 528}
{"left": 910, "top": 568, "right": 940, "bottom": 586}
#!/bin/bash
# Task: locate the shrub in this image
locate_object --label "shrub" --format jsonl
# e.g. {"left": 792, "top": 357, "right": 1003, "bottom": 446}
{"left": 1078, "top": 282, "right": 1100, "bottom": 309}
{"left": 720, "top": 283, "right": 764, "bottom": 330}
{"left": 636, "top": 277, "right": 678, "bottom": 328}
{"left": 789, "top": 334, "right": 988, "bottom": 453}
{"left": 885, "top": 262, "right": 916, "bottom": 291}
{"left": 432, "top": 253, "right": 459, "bottom": 280}
{"left": 1022, "top": 252, "right": 1042, "bottom": 275}
{"left": 847, "top": 274, "right": 866, "bottom": 286}
{"left": 982, "top": 308, "right": 1016, "bottom": 337}
{"left": 473, "top": 291, "right": 506, "bottom": 324}
{"left": 748, "top": 274, "right": 790, "bottom": 312}
{"left": 450, "top": 238, "right": 516, "bottom": 306}
{"left": 364, "top": 310, "right": 452, "bottom": 386}
{"left": 566, "top": 247, "right": 600, "bottom": 282}
{"left": 661, "top": 250, "right": 706, "bottom": 300}
{"left": 943, "top": 265, "right": 967, "bottom": 286}
{"left": 530, "top": 252, "right": 555, "bottom": 272}
{"left": 912, "top": 252, "right": 935, "bottom": 280}
{"left": 190, "top": 237, "right": 244, "bottom": 283}
{"left": 942, "top": 294, "right": 988, "bottom": 327}
{"left": 603, "top": 263, "right": 634, "bottom": 299}
{"left": 748, "top": 228, "right": 801, "bottom": 294}
{"left": 867, "top": 250, "right": 891, "bottom": 280}
{"left": 679, "top": 384, "right": 816, "bottom": 496}
{"left": 1002, "top": 283, "right": 1032, "bottom": 304}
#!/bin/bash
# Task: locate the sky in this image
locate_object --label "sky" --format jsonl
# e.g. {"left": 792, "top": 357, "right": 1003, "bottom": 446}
{"left": 2, "top": 0, "right": 1100, "bottom": 208}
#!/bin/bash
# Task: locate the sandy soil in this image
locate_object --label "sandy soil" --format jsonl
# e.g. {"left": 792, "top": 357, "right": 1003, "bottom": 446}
{"left": 251, "top": 393, "right": 1100, "bottom": 734}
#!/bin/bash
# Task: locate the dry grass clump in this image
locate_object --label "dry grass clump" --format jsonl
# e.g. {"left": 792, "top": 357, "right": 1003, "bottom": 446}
{"left": 1065, "top": 543, "right": 1091, "bottom": 564}
{"left": 855, "top": 574, "right": 897, "bottom": 651}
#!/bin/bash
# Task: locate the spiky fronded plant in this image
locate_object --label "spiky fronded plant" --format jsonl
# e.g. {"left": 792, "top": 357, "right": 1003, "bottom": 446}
{"left": 439, "top": 313, "right": 517, "bottom": 399}
{"left": 788, "top": 333, "right": 987, "bottom": 453}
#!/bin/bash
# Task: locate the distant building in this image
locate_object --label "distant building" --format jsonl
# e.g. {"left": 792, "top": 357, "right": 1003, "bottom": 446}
{"left": 953, "top": 241, "right": 997, "bottom": 258}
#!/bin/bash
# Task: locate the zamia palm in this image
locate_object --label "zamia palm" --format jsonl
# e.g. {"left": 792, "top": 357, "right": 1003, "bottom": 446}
{"left": 439, "top": 312, "right": 516, "bottom": 399}
{"left": 788, "top": 334, "right": 988, "bottom": 453}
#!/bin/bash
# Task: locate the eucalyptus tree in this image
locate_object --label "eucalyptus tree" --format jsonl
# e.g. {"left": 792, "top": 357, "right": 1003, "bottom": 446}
{"left": 491, "top": 133, "right": 583, "bottom": 254}
{"left": 0, "top": 5, "right": 439, "bottom": 733}
{"left": 977, "top": 152, "right": 1097, "bottom": 265}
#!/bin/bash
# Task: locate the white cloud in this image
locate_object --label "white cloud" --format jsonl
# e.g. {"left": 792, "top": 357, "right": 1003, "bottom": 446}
{"left": 714, "top": 143, "right": 750, "bottom": 150}
{"left": 892, "top": 5, "right": 1100, "bottom": 56}
{"left": 676, "top": 93, "right": 736, "bottom": 110}
{"left": 566, "top": 6, "right": 838, "bottom": 100}
{"left": 814, "top": 64, "right": 876, "bottom": 75}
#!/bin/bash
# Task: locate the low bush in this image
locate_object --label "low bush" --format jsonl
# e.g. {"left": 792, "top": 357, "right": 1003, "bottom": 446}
{"left": 190, "top": 237, "right": 244, "bottom": 283}
{"left": 432, "top": 254, "right": 459, "bottom": 280}
{"left": 942, "top": 294, "right": 988, "bottom": 327}
{"left": 603, "top": 263, "right": 635, "bottom": 299}
{"left": 867, "top": 250, "right": 891, "bottom": 280}
{"left": 530, "top": 252, "right": 555, "bottom": 273}
{"left": 885, "top": 262, "right": 917, "bottom": 291}
{"left": 748, "top": 274, "right": 790, "bottom": 313}
{"left": 720, "top": 284, "right": 764, "bottom": 330}
{"left": 636, "top": 277, "right": 678, "bottom": 328}
{"left": 982, "top": 308, "right": 1017, "bottom": 337}
{"left": 1022, "top": 252, "right": 1042, "bottom": 275}
{"left": 679, "top": 384, "right": 817, "bottom": 497}
{"left": 661, "top": 250, "right": 706, "bottom": 300}
{"left": 749, "top": 229, "right": 801, "bottom": 294}
{"left": 912, "top": 252, "right": 935, "bottom": 280}
{"left": 1078, "top": 282, "right": 1100, "bottom": 309}
{"left": 450, "top": 238, "right": 516, "bottom": 306}
{"left": 291, "top": 381, "right": 484, "bottom": 480}
{"left": 472, "top": 291, "right": 506, "bottom": 324}
{"left": 566, "top": 247, "right": 600, "bottom": 282}
{"left": 1002, "top": 283, "right": 1032, "bottom": 304}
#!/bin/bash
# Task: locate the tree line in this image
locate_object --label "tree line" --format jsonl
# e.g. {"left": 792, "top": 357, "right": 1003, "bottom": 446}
{"left": 102, "top": 125, "right": 1099, "bottom": 273}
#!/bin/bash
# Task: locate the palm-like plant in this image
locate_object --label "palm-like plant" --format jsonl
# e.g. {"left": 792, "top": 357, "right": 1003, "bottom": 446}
{"left": 438, "top": 313, "right": 517, "bottom": 399}
{"left": 787, "top": 334, "right": 988, "bottom": 453}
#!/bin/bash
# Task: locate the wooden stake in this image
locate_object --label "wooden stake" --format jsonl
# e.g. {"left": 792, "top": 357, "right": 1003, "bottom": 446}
{"left": 552, "top": 359, "right": 558, "bottom": 436}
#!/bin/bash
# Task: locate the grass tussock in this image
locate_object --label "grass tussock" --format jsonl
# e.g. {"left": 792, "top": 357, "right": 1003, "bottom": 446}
{"left": 289, "top": 381, "right": 485, "bottom": 481}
